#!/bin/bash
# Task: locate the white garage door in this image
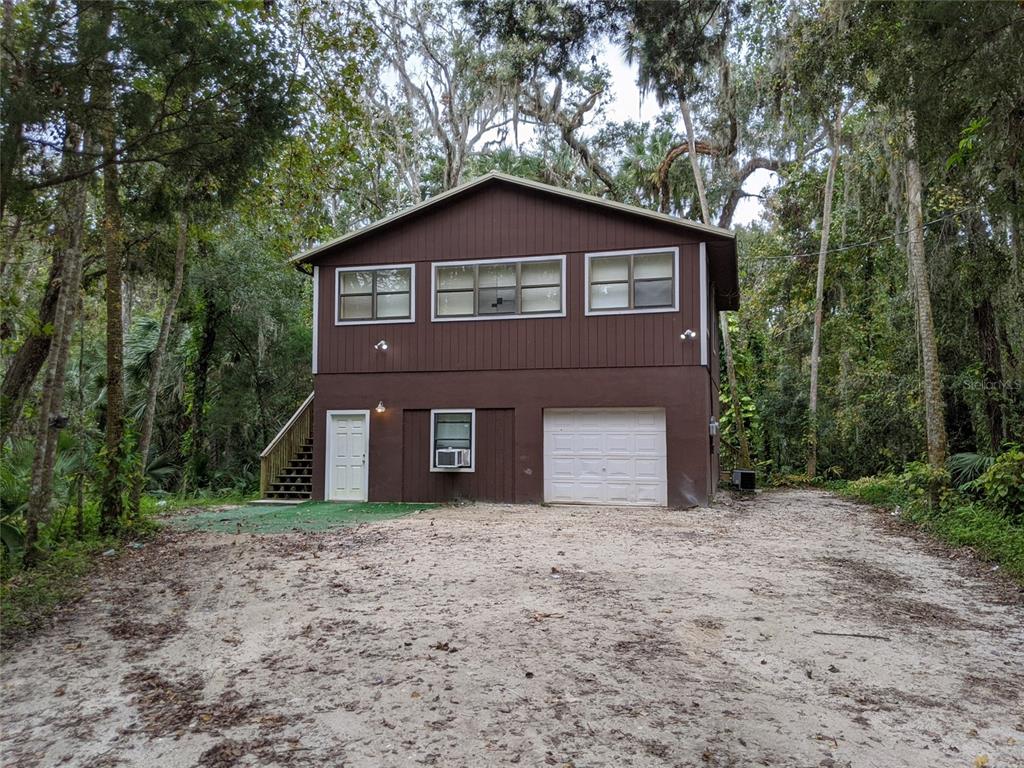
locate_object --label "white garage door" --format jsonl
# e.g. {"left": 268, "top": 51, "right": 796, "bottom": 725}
{"left": 544, "top": 408, "right": 667, "bottom": 506}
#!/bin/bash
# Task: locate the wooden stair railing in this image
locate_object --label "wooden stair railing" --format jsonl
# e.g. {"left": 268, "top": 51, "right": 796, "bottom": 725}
{"left": 259, "top": 393, "right": 314, "bottom": 498}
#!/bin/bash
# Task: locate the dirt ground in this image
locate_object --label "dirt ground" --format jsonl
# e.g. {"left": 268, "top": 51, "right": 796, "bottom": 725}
{"left": 3, "top": 489, "right": 1023, "bottom": 768}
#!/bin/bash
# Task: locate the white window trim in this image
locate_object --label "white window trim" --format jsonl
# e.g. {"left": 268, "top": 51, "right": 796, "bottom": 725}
{"left": 431, "top": 254, "right": 566, "bottom": 322}
{"left": 429, "top": 408, "right": 476, "bottom": 472}
{"left": 583, "top": 246, "right": 680, "bottom": 316}
{"left": 335, "top": 263, "right": 416, "bottom": 326}
{"left": 324, "top": 409, "right": 370, "bottom": 502}
{"left": 699, "top": 242, "right": 708, "bottom": 366}
{"left": 312, "top": 266, "right": 319, "bottom": 373}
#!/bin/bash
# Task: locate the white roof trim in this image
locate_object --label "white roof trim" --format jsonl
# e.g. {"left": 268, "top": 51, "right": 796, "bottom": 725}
{"left": 290, "top": 171, "right": 734, "bottom": 264}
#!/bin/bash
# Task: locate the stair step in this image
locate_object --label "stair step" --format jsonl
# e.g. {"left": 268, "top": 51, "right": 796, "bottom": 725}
{"left": 277, "top": 474, "right": 311, "bottom": 483}
{"left": 266, "top": 490, "right": 311, "bottom": 499}
{"left": 262, "top": 431, "right": 314, "bottom": 501}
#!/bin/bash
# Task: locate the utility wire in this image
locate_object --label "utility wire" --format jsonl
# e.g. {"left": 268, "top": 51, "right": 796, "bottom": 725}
{"left": 742, "top": 205, "right": 980, "bottom": 263}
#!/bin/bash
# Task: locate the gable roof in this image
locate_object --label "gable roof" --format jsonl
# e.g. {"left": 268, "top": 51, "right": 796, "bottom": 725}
{"left": 291, "top": 171, "right": 740, "bottom": 309}
{"left": 291, "top": 171, "right": 734, "bottom": 264}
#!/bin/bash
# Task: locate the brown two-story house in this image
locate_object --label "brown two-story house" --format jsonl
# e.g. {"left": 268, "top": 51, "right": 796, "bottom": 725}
{"left": 264, "top": 172, "right": 738, "bottom": 508}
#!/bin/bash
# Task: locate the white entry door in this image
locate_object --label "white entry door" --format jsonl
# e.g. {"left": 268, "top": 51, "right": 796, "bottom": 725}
{"left": 327, "top": 412, "right": 368, "bottom": 501}
{"left": 544, "top": 408, "right": 667, "bottom": 506}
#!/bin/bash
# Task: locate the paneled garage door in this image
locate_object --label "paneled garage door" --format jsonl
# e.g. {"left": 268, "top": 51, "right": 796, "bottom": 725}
{"left": 543, "top": 408, "right": 667, "bottom": 506}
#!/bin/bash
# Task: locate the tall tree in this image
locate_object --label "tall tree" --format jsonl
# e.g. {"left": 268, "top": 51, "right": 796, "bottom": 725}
{"left": 806, "top": 109, "right": 842, "bottom": 478}
{"left": 904, "top": 114, "right": 947, "bottom": 468}
{"left": 23, "top": 126, "right": 89, "bottom": 562}
{"left": 363, "top": 0, "right": 514, "bottom": 193}
{"left": 127, "top": 211, "right": 188, "bottom": 520}
{"left": 97, "top": 3, "right": 126, "bottom": 530}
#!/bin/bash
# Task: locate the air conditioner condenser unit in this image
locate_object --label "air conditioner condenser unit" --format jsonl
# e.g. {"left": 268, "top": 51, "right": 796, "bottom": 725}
{"left": 732, "top": 469, "right": 756, "bottom": 491}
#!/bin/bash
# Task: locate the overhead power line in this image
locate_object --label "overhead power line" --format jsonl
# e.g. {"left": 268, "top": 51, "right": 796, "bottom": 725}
{"left": 742, "top": 205, "right": 980, "bottom": 263}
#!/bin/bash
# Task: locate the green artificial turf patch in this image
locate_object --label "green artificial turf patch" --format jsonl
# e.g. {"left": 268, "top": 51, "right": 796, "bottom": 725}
{"left": 166, "top": 501, "right": 436, "bottom": 534}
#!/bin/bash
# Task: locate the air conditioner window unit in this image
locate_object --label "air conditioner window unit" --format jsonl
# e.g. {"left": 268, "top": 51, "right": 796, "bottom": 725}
{"left": 435, "top": 448, "right": 471, "bottom": 469}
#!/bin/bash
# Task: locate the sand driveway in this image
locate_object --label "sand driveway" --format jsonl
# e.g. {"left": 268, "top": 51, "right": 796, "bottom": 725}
{"left": 2, "top": 489, "right": 1022, "bottom": 767}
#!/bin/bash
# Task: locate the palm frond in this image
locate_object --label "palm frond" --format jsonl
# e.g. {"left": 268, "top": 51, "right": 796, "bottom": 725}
{"left": 947, "top": 452, "right": 995, "bottom": 487}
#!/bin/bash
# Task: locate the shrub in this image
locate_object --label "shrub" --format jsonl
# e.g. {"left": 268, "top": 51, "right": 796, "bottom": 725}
{"left": 903, "top": 499, "right": 1024, "bottom": 578}
{"left": 844, "top": 473, "right": 906, "bottom": 507}
{"left": 973, "top": 445, "right": 1024, "bottom": 523}
{"left": 837, "top": 456, "right": 1024, "bottom": 580}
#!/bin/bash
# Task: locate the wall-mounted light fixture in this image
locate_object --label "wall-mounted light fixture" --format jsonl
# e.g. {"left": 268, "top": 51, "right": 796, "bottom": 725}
{"left": 374, "top": 340, "right": 389, "bottom": 351}
{"left": 680, "top": 329, "right": 697, "bottom": 340}
{"left": 375, "top": 401, "right": 386, "bottom": 413}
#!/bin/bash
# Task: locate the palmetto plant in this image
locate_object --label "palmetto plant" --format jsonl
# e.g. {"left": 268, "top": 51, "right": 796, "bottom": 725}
{"left": 947, "top": 452, "right": 996, "bottom": 488}
{"left": 0, "top": 435, "right": 83, "bottom": 557}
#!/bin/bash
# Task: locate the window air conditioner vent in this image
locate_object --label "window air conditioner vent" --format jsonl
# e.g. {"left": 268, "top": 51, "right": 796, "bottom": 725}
{"left": 435, "top": 448, "right": 471, "bottom": 469}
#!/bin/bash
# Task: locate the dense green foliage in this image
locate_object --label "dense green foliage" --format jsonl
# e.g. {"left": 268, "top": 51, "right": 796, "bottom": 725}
{"left": 839, "top": 445, "right": 1024, "bottom": 579}
{"left": 1, "top": 0, "right": 1021, "bottom": 592}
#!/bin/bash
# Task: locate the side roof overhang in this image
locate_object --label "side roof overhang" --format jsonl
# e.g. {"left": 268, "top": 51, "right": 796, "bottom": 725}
{"left": 292, "top": 171, "right": 739, "bottom": 310}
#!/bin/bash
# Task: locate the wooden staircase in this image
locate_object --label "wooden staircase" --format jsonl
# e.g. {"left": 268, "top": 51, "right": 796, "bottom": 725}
{"left": 265, "top": 437, "right": 314, "bottom": 500}
{"left": 259, "top": 393, "right": 314, "bottom": 502}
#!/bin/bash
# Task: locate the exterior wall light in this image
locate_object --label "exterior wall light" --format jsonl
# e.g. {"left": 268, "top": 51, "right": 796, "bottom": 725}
{"left": 680, "top": 329, "right": 697, "bottom": 340}
{"left": 374, "top": 340, "right": 389, "bottom": 351}
{"left": 375, "top": 401, "right": 386, "bottom": 413}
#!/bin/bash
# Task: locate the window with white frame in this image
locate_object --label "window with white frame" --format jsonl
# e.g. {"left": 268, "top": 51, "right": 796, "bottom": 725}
{"left": 586, "top": 248, "right": 678, "bottom": 314}
{"left": 434, "top": 256, "right": 564, "bottom": 319}
{"left": 336, "top": 265, "right": 414, "bottom": 323}
{"left": 430, "top": 409, "right": 475, "bottom": 471}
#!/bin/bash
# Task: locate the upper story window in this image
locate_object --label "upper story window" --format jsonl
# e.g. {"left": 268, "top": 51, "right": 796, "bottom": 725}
{"left": 432, "top": 255, "right": 565, "bottom": 321}
{"left": 585, "top": 247, "right": 679, "bottom": 315}
{"left": 336, "top": 264, "right": 415, "bottom": 325}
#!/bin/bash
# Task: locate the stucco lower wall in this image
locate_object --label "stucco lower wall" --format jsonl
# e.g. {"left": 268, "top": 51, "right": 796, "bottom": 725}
{"left": 313, "top": 366, "right": 714, "bottom": 508}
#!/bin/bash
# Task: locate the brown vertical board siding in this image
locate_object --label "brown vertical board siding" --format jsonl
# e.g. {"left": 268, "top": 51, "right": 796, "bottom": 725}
{"left": 307, "top": 179, "right": 735, "bottom": 508}
{"left": 312, "top": 183, "right": 727, "bottom": 375}
{"left": 314, "top": 367, "right": 714, "bottom": 508}
{"left": 402, "top": 408, "right": 515, "bottom": 503}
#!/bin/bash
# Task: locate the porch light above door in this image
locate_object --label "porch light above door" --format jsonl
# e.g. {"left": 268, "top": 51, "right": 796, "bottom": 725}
{"left": 375, "top": 401, "right": 386, "bottom": 413}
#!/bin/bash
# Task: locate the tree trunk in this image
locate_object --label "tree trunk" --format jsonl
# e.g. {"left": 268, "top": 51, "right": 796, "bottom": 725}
{"left": 98, "top": 15, "right": 126, "bottom": 532}
{"left": 973, "top": 297, "right": 1005, "bottom": 452}
{"left": 719, "top": 318, "right": 751, "bottom": 467}
{"left": 680, "top": 100, "right": 711, "bottom": 224}
{"left": 100, "top": 157, "right": 125, "bottom": 531}
{"left": 905, "top": 115, "right": 948, "bottom": 469}
{"left": 807, "top": 110, "right": 842, "bottom": 479}
{"left": 75, "top": 310, "right": 85, "bottom": 540}
{"left": 185, "top": 293, "right": 220, "bottom": 490}
{"left": 0, "top": 214, "right": 20, "bottom": 283}
{"left": 0, "top": 230, "right": 64, "bottom": 443}
{"left": 128, "top": 211, "right": 189, "bottom": 519}
{"left": 681, "top": 94, "right": 752, "bottom": 471}
{"left": 23, "top": 128, "right": 89, "bottom": 566}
